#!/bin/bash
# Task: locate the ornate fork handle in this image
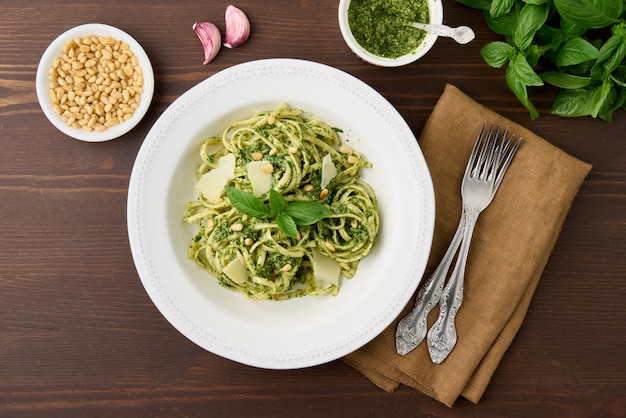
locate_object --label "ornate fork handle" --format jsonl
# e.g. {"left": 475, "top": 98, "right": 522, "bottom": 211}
{"left": 395, "top": 215, "right": 465, "bottom": 355}
{"left": 426, "top": 208, "right": 479, "bottom": 363}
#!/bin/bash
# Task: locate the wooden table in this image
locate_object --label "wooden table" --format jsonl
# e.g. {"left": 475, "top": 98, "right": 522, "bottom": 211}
{"left": 2, "top": 1, "right": 625, "bottom": 416}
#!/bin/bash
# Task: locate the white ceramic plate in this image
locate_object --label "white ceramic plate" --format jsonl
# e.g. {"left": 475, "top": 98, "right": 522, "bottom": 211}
{"left": 36, "top": 23, "right": 154, "bottom": 142}
{"left": 127, "top": 58, "right": 435, "bottom": 369}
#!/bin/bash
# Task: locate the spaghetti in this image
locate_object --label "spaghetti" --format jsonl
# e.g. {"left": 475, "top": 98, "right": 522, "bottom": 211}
{"left": 184, "top": 103, "right": 380, "bottom": 300}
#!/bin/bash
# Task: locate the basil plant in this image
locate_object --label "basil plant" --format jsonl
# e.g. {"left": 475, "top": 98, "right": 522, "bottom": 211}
{"left": 457, "top": 0, "right": 626, "bottom": 121}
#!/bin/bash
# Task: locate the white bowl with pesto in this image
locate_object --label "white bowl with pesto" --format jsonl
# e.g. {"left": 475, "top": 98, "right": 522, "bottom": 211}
{"left": 338, "top": 0, "right": 443, "bottom": 67}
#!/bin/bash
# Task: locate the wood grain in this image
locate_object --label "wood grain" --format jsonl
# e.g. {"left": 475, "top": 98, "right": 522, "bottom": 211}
{"left": 1, "top": 1, "right": 625, "bottom": 417}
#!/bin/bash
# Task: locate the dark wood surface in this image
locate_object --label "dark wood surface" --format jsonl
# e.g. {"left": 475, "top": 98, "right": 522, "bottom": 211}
{"left": 2, "top": 1, "right": 625, "bottom": 417}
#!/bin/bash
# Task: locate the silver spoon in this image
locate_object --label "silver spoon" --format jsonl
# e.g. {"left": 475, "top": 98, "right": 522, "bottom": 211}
{"left": 411, "top": 22, "right": 475, "bottom": 44}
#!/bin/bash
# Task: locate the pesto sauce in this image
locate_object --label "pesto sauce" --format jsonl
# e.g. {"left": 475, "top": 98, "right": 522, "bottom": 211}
{"left": 347, "top": 0, "right": 429, "bottom": 59}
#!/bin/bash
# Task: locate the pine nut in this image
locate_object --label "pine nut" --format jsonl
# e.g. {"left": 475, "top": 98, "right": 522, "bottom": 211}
{"left": 231, "top": 223, "right": 244, "bottom": 231}
{"left": 251, "top": 151, "right": 263, "bottom": 160}
{"left": 303, "top": 184, "right": 314, "bottom": 192}
{"left": 324, "top": 241, "right": 336, "bottom": 252}
{"left": 319, "top": 188, "right": 329, "bottom": 199}
{"left": 262, "top": 164, "right": 274, "bottom": 174}
{"left": 340, "top": 145, "right": 353, "bottom": 154}
{"left": 281, "top": 264, "right": 293, "bottom": 272}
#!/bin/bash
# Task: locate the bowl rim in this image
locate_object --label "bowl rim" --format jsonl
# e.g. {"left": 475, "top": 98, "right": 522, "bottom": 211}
{"left": 36, "top": 23, "right": 155, "bottom": 142}
{"left": 338, "top": 0, "right": 444, "bottom": 67}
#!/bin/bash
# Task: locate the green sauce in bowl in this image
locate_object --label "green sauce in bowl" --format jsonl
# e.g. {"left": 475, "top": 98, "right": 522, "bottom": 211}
{"left": 347, "top": 0, "right": 429, "bottom": 59}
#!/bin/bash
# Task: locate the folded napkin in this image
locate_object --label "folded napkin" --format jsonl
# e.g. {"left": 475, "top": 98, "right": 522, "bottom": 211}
{"left": 343, "top": 84, "right": 592, "bottom": 406}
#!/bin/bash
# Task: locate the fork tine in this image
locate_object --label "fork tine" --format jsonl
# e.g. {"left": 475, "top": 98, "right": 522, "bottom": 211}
{"left": 480, "top": 125, "right": 522, "bottom": 188}
{"left": 465, "top": 122, "right": 488, "bottom": 178}
{"left": 494, "top": 136, "right": 522, "bottom": 189}
{"left": 473, "top": 123, "right": 500, "bottom": 180}
{"left": 497, "top": 127, "right": 516, "bottom": 159}
{"left": 466, "top": 122, "right": 521, "bottom": 187}
{"left": 467, "top": 122, "right": 498, "bottom": 179}
{"left": 481, "top": 125, "right": 501, "bottom": 180}
{"left": 491, "top": 124, "right": 522, "bottom": 189}
{"left": 483, "top": 125, "right": 507, "bottom": 181}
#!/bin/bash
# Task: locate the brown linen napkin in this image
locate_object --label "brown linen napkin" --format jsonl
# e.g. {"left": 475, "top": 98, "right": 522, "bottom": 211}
{"left": 343, "top": 84, "right": 592, "bottom": 406}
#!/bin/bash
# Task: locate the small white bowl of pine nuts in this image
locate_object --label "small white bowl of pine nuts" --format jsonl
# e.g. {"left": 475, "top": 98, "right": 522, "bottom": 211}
{"left": 36, "top": 23, "right": 154, "bottom": 142}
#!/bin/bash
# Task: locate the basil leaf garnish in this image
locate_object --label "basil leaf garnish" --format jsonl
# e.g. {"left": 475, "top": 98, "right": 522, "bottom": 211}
{"left": 226, "top": 187, "right": 331, "bottom": 237}
{"left": 269, "top": 188, "right": 286, "bottom": 216}
{"left": 276, "top": 214, "right": 298, "bottom": 238}
{"left": 284, "top": 201, "right": 332, "bottom": 225}
{"left": 226, "top": 187, "right": 272, "bottom": 219}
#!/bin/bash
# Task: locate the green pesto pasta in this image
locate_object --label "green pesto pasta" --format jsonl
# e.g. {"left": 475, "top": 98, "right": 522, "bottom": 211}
{"left": 184, "top": 103, "right": 380, "bottom": 301}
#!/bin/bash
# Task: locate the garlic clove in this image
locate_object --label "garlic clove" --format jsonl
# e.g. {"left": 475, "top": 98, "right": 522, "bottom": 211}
{"left": 193, "top": 21, "right": 221, "bottom": 64}
{"left": 223, "top": 5, "right": 250, "bottom": 49}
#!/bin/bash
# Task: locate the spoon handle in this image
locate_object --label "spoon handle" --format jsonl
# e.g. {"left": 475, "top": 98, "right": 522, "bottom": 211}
{"left": 411, "top": 22, "right": 454, "bottom": 37}
{"left": 411, "top": 22, "right": 475, "bottom": 44}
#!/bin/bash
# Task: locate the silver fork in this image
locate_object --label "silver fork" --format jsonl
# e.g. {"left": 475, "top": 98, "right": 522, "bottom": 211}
{"left": 395, "top": 122, "right": 520, "bottom": 358}
{"left": 395, "top": 217, "right": 466, "bottom": 355}
{"left": 426, "top": 123, "right": 521, "bottom": 364}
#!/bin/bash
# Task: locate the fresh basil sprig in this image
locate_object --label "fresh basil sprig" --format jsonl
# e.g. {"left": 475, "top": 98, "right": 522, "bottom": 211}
{"left": 225, "top": 187, "right": 331, "bottom": 238}
{"left": 457, "top": 0, "right": 626, "bottom": 121}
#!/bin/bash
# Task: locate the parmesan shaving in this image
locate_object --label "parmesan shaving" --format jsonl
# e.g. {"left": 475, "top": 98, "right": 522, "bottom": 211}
{"left": 311, "top": 248, "right": 341, "bottom": 287}
{"left": 246, "top": 160, "right": 273, "bottom": 197}
{"left": 321, "top": 153, "right": 337, "bottom": 189}
{"left": 223, "top": 258, "right": 248, "bottom": 284}
{"left": 196, "top": 153, "right": 236, "bottom": 201}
